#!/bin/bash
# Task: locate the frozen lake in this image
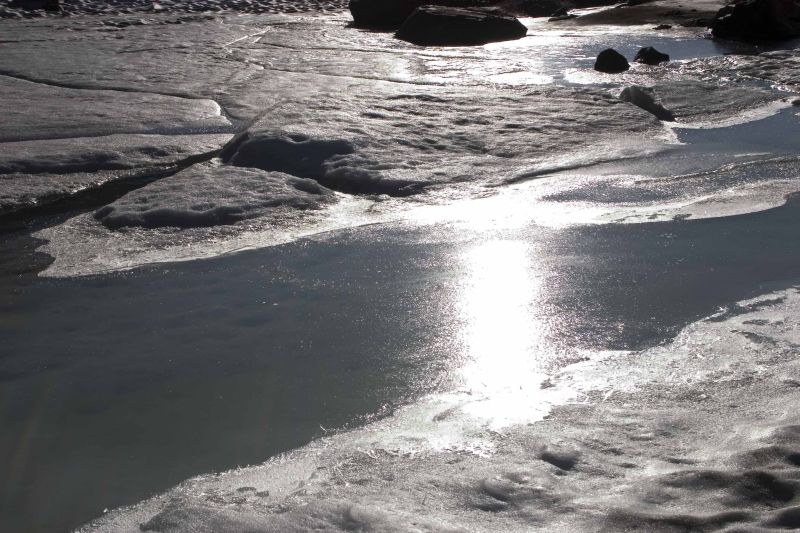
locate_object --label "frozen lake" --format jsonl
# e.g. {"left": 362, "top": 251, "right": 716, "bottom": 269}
{"left": 2, "top": 2, "right": 800, "bottom": 532}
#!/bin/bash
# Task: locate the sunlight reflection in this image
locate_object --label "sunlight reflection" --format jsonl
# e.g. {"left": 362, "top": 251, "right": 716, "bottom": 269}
{"left": 456, "top": 240, "right": 552, "bottom": 425}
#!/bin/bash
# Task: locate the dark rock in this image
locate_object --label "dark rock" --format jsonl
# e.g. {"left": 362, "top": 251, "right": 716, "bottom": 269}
{"left": 395, "top": 6, "right": 527, "bottom": 46}
{"left": 513, "top": 0, "right": 563, "bottom": 17}
{"left": 548, "top": 7, "right": 577, "bottom": 21}
{"left": 349, "top": 0, "right": 496, "bottom": 29}
{"left": 594, "top": 48, "right": 629, "bottom": 73}
{"left": 711, "top": 0, "right": 800, "bottom": 42}
{"left": 653, "top": 23, "right": 672, "bottom": 30}
{"left": 572, "top": 0, "right": 620, "bottom": 6}
{"left": 9, "top": 0, "right": 60, "bottom": 11}
{"left": 549, "top": 13, "right": 578, "bottom": 21}
{"left": 349, "top": 0, "right": 422, "bottom": 28}
{"left": 540, "top": 449, "right": 580, "bottom": 471}
{"left": 634, "top": 46, "right": 669, "bottom": 65}
{"left": 619, "top": 86, "right": 674, "bottom": 121}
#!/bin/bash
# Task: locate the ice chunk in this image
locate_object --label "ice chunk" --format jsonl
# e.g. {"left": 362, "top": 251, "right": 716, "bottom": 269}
{"left": 0, "top": 134, "right": 228, "bottom": 176}
{"left": 0, "top": 134, "right": 231, "bottom": 215}
{"left": 93, "top": 165, "right": 337, "bottom": 229}
{"left": 620, "top": 85, "right": 674, "bottom": 122}
{"left": 223, "top": 130, "right": 425, "bottom": 196}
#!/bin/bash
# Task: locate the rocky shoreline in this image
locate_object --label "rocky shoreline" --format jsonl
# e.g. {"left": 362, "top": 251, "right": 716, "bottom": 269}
{"left": 0, "top": 0, "right": 349, "bottom": 18}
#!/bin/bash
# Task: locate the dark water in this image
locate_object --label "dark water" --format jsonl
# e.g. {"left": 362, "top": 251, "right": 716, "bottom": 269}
{"left": 2, "top": 193, "right": 800, "bottom": 531}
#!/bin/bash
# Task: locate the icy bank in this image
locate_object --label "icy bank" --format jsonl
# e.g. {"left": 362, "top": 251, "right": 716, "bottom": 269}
{"left": 1, "top": 3, "right": 796, "bottom": 278}
{"left": 80, "top": 285, "right": 800, "bottom": 532}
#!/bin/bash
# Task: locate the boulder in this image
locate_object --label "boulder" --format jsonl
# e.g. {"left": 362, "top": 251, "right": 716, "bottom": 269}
{"left": 594, "top": 48, "right": 629, "bottom": 73}
{"left": 619, "top": 86, "right": 674, "bottom": 122}
{"left": 349, "top": 0, "right": 496, "bottom": 29}
{"left": 711, "top": 0, "right": 800, "bottom": 42}
{"left": 634, "top": 46, "right": 669, "bottom": 65}
{"left": 395, "top": 6, "right": 527, "bottom": 46}
{"left": 549, "top": 14, "right": 578, "bottom": 21}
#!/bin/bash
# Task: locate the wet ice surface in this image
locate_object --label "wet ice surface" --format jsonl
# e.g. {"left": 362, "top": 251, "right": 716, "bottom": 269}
{"left": 10, "top": 11, "right": 798, "bottom": 277}
{"left": 6, "top": 191, "right": 800, "bottom": 532}
{"left": 83, "top": 289, "right": 800, "bottom": 533}
{"left": 3, "top": 3, "right": 800, "bottom": 532}
{"left": 70, "top": 202, "right": 800, "bottom": 533}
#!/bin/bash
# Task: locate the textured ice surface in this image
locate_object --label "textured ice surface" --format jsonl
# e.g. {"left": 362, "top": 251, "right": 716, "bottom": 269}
{"left": 80, "top": 287, "right": 800, "bottom": 532}
{"left": 0, "top": 76, "right": 231, "bottom": 142}
{"left": 93, "top": 165, "right": 336, "bottom": 229}
{"left": 685, "top": 48, "right": 800, "bottom": 94}
{"left": 35, "top": 84, "right": 667, "bottom": 276}
{"left": 537, "top": 155, "right": 800, "bottom": 225}
{"left": 2, "top": 5, "right": 797, "bottom": 275}
{"left": 228, "top": 85, "right": 664, "bottom": 189}
{"left": 650, "top": 80, "right": 779, "bottom": 125}
{"left": 0, "top": 134, "right": 230, "bottom": 215}
{"left": 0, "top": 134, "right": 230, "bottom": 175}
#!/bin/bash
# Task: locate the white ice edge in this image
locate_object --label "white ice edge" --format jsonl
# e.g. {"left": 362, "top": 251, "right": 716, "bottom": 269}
{"left": 669, "top": 98, "right": 792, "bottom": 130}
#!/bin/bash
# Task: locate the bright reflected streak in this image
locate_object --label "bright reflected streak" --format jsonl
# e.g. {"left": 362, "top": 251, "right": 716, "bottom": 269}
{"left": 456, "top": 240, "right": 555, "bottom": 426}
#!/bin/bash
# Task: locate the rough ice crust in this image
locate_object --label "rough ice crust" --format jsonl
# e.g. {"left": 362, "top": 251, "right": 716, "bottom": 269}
{"left": 0, "top": 134, "right": 231, "bottom": 215}
{"left": 226, "top": 86, "right": 663, "bottom": 193}
{"left": 80, "top": 286, "right": 800, "bottom": 532}
{"left": 534, "top": 155, "right": 800, "bottom": 225}
{"left": 93, "top": 165, "right": 337, "bottom": 229}
{"left": 0, "top": 76, "right": 231, "bottom": 142}
{"left": 5, "top": 9, "right": 797, "bottom": 277}
{"left": 650, "top": 80, "right": 778, "bottom": 125}
{"left": 684, "top": 48, "right": 800, "bottom": 94}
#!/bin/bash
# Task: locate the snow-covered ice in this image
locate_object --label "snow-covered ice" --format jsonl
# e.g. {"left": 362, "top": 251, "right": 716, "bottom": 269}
{"left": 15, "top": 10, "right": 798, "bottom": 276}
{"left": 0, "top": 134, "right": 231, "bottom": 214}
{"left": 0, "top": 76, "right": 231, "bottom": 142}
{"left": 3, "top": 2, "right": 800, "bottom": 531}
{"left": 93, "top": 164, "right": 337, "bottom": 229}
